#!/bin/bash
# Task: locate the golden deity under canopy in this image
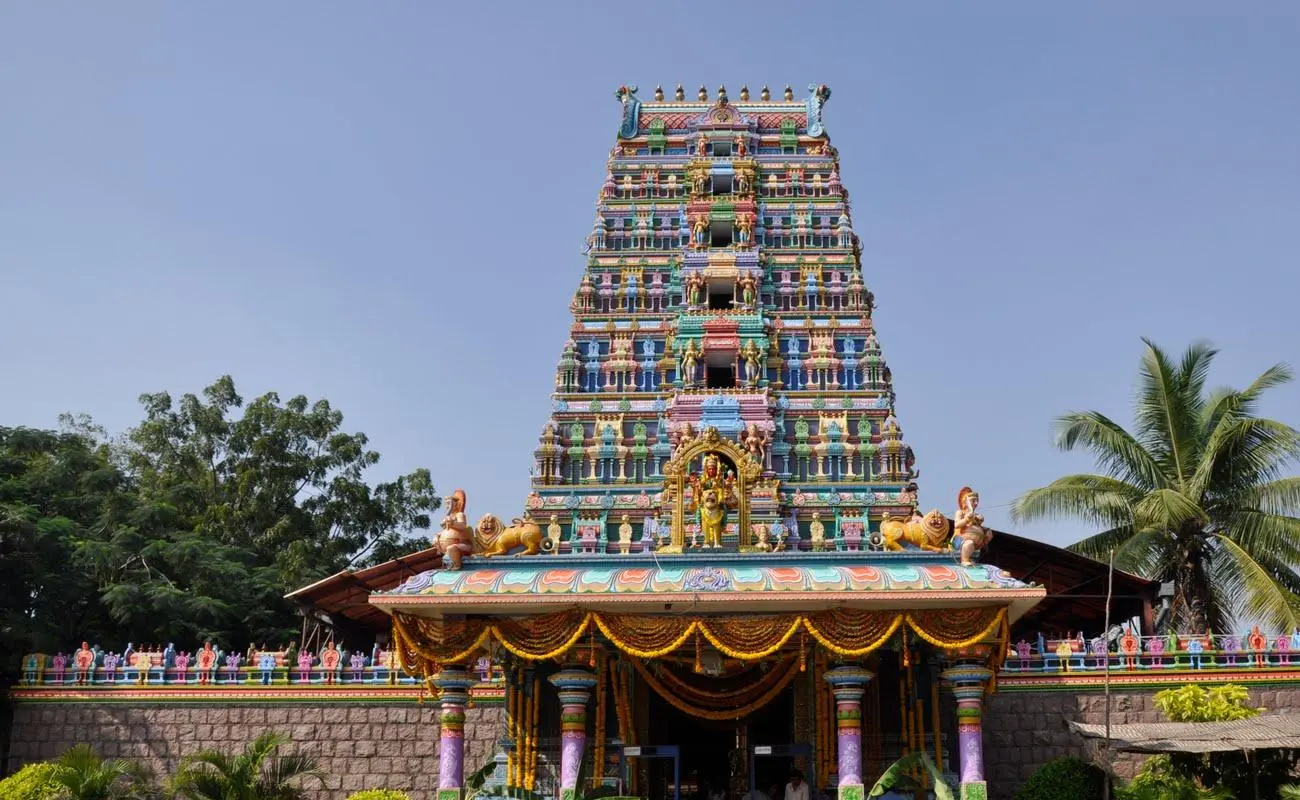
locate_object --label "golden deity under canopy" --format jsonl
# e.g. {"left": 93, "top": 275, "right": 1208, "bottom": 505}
{"left": 689, "top": 452, "right": 737, "bottom": 549}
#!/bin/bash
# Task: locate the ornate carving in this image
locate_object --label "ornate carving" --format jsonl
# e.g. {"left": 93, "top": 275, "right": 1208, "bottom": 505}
{"left": 615, "top": 85, "right": 641, "bottom": 140}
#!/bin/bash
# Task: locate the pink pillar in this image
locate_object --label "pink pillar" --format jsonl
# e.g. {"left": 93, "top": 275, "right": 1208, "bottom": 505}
{"left": 549, "top": 667, "right": 598, "bottom": 800}
{"left": 941, "top": 665, "right": 993, "bottom": 800}
{"left": 824, "top": 665, "right": 874, "bottom": 799}
{"left": 433, "top": 667, "right": 476, "bottom": 800}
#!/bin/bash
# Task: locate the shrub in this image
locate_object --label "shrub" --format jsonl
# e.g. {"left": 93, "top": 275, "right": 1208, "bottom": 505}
{"left": 345, "top": 792, "right": 414, "bottom": 800}
{"left": 1116, "top": 756, "right": 1231, "bottom": 800}
{"left": 0, "top": 763, "right": 67, "bottom": 800}
{"left": 1014, "top": 756, "right": 1106, "bottom": 800}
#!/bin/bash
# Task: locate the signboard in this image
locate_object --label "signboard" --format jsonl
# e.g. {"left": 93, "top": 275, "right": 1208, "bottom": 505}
{"left": 624, "top": 747, "right": 642, "bottom": 756}
{"left": 754, "top": 746, "right": 772, "bottom": 755}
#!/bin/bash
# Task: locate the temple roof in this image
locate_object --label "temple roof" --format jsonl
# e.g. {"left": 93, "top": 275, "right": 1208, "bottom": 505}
{"left": 366, "top": 552, "right": 1045, "bottom": 621}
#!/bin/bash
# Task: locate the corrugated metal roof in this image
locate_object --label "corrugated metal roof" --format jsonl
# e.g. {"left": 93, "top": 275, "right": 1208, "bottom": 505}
{"left": 1069, "top": 715, "right": 1300, "bottom": 753}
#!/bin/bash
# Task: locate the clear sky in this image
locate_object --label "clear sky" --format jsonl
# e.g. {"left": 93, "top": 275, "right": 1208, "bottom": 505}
{"left": 2, "top": 2, "right": 1298, "bottom": 548}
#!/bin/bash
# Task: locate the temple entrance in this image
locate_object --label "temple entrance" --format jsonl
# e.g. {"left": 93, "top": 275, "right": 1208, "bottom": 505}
{"left": 641, "top": 675, "right": 799, "bottom": 800}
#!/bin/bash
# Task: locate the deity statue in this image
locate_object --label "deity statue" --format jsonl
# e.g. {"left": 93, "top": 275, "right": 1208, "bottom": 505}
{"left": 432, "top": 489, "right": 475, "bottom": 570}
{"left": 809, "top": 512, "right": 827, "bottom": 551}
{"left": 742, "top": 339, "right": 763, "bottom": 386}
{"left": 953, "top": 486, "right": 992, "bottom": 566}
{"left": 688, "top": 453, "right": 736, "bottom": 549}
{"left": 735, "top": 134, "right": 747, "bottom": 157}
{"left": 685, "top": 271, "right": 705, "bottom": 308}
{"left": 618, "top": 514, "right": 634, "bottom": 555}
{"left": 736, "top": 213, "right": 753, "bottom": 245}
{"left": 753, "top": 524, "right": 773, "bottom": 552}
{"left": 738, "top": 271, "right": 757, "bottom": 308}
{"left": 691, "top": 214, "right": 709, "bottom": 249}
{"left": 679, "top": 339, "right": 700, "bottom": 387}
{"left": 743, "top": 423, "right": 769, "bottom": 465}
{"left": 546, "top": 514, "right": 563, "bottom": 553}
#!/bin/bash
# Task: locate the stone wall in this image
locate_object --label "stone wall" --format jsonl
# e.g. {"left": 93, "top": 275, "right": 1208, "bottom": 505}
{"left": 982, "top": 685, "right": 1300, "bottom": 799}
{"left": 6, "top": 703, "right": 506, "bottom": 799}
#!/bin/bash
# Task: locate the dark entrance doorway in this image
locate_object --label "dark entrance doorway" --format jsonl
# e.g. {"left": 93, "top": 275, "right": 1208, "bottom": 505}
{"left": 642, "top": 678, "right": 798, "bottom": 800}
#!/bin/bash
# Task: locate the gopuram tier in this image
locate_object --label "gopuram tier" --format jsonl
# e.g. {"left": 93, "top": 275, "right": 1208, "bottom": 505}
{"left": 530, "top": 83, "right": 916, "bottom": 555}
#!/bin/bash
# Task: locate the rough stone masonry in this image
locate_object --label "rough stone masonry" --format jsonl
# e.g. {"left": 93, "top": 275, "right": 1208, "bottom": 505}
{"left": 6, "top": 703, "right": 505, "bottom": 799}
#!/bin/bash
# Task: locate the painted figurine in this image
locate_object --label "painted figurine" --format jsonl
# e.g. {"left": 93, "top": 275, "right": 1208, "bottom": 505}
{"left": 432, "top": 489, "right": 475, "bottom": 570}
{"left": 617, "top": 514, "right": 634, "bottom": 555}
{"left": 547, "top": 514, "right": 563, "bottom": 553}
{"left": 953, "top": 486, "right": 992, "bottom": 566}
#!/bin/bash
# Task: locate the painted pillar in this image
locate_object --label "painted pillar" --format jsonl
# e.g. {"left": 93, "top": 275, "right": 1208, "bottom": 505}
{"left": 940, "top": 665, "right": 993, "bottom": 800}
{"left": 824, "top": 665, "right": 874, "bottom": 800}
{"left": 433, "top": 667, "right": 477, "bottom": 800}
{"left": 549, "top": 666, "right": 598, "bottom": 800}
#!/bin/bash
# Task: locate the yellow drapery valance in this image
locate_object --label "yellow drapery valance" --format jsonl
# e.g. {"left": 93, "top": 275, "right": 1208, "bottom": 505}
{"left": 392, "top": 606, "right": 1007, "bottom": 677}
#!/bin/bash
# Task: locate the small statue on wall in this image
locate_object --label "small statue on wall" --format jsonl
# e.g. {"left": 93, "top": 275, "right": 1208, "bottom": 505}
{"left": 546, "top": 514, "right": 563, "bottom": 553}
{"left": 618, "top": 514, "right": 634, "bottom": 555}
{"left": 953, "top": 486, "right": 992, "bottom": 566}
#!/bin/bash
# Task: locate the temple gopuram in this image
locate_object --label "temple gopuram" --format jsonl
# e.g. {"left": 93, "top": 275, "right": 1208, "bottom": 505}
{"left": 370, "top": 82, "right": 1042, "bottom": 800}
{"left": 15, "top": 84, "right": 1300, "bottom": 800}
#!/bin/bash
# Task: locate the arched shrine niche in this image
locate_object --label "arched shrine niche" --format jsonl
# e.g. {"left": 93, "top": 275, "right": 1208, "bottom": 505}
{"left": 660, "top": 426, "right": 762, "bottom": 552}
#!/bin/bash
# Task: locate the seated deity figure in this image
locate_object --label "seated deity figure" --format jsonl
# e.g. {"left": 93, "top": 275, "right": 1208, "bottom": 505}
{"left": 432, "top": 489, "right": 475, "bottom": 570}
{"left": 953, "top": 486, "right": 992, "bottom": 566}
{"left": 689, "top": 453, "right": 736, "bottom": 549}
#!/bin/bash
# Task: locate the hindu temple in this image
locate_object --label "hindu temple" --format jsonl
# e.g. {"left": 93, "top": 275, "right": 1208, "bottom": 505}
{"left": 16, "top": 83, "right": 1300, "bottom": 800}
{"left": 367, "top": 82, "right": 1044, "bottom": 800}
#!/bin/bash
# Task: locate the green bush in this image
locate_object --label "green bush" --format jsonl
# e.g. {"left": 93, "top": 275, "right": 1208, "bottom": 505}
{"left": 0, "top": 763, "right": 67, "bottom": 800}
{"left": 345, "top": 791, "right": 414, "bottom": 800}
{"left": 1116, "top": 756, "right": 1231, "bottom": 800}
{"left": 1014, "top": 756, "right": 1106, "bottom": 800}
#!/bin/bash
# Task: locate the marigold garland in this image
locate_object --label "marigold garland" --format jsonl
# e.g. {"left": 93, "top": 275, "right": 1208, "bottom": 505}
{"left": 905, "top": 607, "right": 1006, "bottom": 650}
{"left": 651, "top": 655, "right": 798, "bottom": 710}
{"left": 630, "top": 653, "right": 801, "bottom": 721}
{"left": 394, "top": 607, "right": 1012, "bottom": 666}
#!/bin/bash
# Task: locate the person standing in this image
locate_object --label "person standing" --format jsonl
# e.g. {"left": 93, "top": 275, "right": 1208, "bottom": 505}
{"left": 784, "top": 770, "right": 808, "bottom": 800}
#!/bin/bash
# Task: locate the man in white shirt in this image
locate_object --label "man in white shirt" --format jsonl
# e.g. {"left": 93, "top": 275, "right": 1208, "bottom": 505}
{"left": 784, "top": 770, "right": 809, "bottom": 800}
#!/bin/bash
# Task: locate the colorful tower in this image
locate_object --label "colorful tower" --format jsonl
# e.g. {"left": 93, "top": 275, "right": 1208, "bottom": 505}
{"left": 528, "top": 83, "right": 917, "bottom": 553}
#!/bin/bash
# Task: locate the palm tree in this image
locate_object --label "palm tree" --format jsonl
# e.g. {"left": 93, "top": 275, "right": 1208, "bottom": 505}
{"left": 170, "top": 731, "right": 322, "bottom": 800}
{"left": 53, "top": 744, "right": 155, "bottom": 800}
{"left": 1012, "top": 339, "right": 1300, "bottom": 632}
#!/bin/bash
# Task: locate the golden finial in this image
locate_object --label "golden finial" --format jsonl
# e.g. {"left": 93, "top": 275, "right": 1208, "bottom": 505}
{"left": 717, "top": 84, "right": 727, "bottom": 101}
{"left": 740, "top": 85, "right": 749, "bottom": 101}
{"left": 654, "top": 85, "right": 664, "bottom": 101}
{"left": 761, "top": 85, "right": 770, "bottom": 101}
{"left": 698, "top": 85, "right": 708, "bottom": 101}
{"left": 675, "top": 84, "right": 685, "bottom": 101}
{"left": 783, "top": 85, "right": 793, "bottom": 101}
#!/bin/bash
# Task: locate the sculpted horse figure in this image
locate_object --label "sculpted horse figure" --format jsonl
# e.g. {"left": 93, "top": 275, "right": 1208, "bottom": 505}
{"left": 475, "top": 513, "right": 545, "bottom": 557}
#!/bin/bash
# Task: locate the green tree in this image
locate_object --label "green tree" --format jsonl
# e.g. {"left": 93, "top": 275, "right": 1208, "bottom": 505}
{"left": 1012, "top": 339, "right": 1300, "bottom": 631}
{"left": 52, "top": 744, "right": 155, "bottom": 800}
{"left": 0, "top": 424, "right": 130, "bottom": 667}
{"left": 74, "top": 376, "right": 439, "bottom": 647}
{"left": 170, "top": 731, "right": 322, "bottom": 800}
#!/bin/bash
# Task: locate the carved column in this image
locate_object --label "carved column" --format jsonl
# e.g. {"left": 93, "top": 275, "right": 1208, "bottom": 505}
{"left": 433, "top": 667, "right": 477, "bottom": 800}
{"left": 825, "top": 665, "right": 874, "bottom": 800}
{"left": 549, "top": 667, "right": 598, "bottom": 800}
{"left": 941, "top": 665, "right": 993, "bottom": 800}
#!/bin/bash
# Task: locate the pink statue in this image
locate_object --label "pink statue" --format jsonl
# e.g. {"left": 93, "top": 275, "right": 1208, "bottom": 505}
{"left": 297, "top": 649, "right": 315, "bottom": 683}
{"left": 196, "top": 641, "right": 218, "bottom": 685}
{"left": 320, "top": 642, "right": 342, "bottom": 685}
{"left": 432, "top": 489, "right": 475, "bottom": 570}
{"left": 73, "top": 642, "right": 95, "bottom": 685}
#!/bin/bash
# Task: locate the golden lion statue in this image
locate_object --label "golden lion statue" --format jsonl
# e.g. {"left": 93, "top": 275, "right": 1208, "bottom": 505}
{"left": 880, "top": 509, "right": 952, "bottom": 552}
{"left": 475, "top": 513, "right": 544, "bottom": 557}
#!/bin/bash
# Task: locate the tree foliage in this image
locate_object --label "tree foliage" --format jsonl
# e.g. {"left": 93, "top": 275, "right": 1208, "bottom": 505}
{"left": 1152, "top": 684, "right": 1258, "bottom": 722}
{"left": 3, "top": 377, "right": 439, "bottom": 664}
{"left": 1012, "top": 339, "right": 1300, "bottom": 631}
{"left": 52, "top": 744, "right": 157, "bottom": 800}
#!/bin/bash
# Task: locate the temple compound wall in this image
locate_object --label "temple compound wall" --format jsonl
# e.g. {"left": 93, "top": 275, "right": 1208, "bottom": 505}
{"left": 10, "top": 683, "right": 1300, "bottom": 800}
{"left": 6, "top": 702, "right": 505, "bottom": 798}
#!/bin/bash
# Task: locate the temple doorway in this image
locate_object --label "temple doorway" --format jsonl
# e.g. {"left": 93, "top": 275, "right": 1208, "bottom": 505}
{"left": 641, "top": 676, "right": 799, "bottom": 800}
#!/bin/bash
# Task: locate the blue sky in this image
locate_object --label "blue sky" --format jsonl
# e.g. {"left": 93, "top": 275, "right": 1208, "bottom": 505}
{"left": 2, "top": 2, "right": 1298, "bottom": 547}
